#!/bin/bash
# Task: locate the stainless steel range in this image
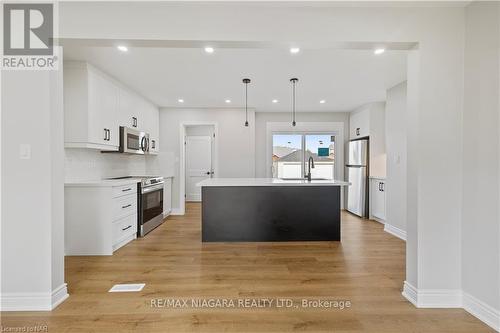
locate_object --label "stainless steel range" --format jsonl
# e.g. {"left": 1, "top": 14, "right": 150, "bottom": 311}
{"left": 137, "top": 176, "right": 164, "bottom": 237}
{"left": 107, "top": 176, "right": 164, "bottom": 237}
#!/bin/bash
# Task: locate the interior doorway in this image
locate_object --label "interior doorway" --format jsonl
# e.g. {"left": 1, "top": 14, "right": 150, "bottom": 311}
{"left": 184, "top": 125, "right": 215, "bottom": 202}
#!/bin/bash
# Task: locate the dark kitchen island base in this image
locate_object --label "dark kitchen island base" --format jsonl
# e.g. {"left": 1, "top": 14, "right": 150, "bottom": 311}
{"left": 201, "top": 186, "right": 341, "bottom": 242}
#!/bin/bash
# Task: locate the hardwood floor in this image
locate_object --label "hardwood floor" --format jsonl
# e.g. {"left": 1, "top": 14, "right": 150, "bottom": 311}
{"left": 1, "top": 203, "right": 493, "bottom": 332}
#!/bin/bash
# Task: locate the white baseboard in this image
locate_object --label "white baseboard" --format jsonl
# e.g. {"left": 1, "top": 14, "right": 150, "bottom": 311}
{"left": 463, "top": 292, "right": 500, "bottom": 332}
{"left": 402, "top": 281, "right": 461, "bottom": 308}
{"left": 1, "top": 283, "right": 69, "bottom": 311}
{"left": 370, "top": 216, "right": 385, "bottom": 224}
{"left": 402, "top": 281, "right": 418, "bottom": 306}
{"left": 384, "top": 223, "right": 407, "bottom": 241}
{"left": 51, "top": 283, "right": 69, "bottom": 310}
{"left": 403, "top": 282, "right": 499, "bottom": 332}
{"left": 170, "top": 208, "right": 184, "bottom": 215}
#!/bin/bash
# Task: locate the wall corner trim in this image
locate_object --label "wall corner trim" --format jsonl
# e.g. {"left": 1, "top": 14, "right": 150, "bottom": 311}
{"left": 384, "top": 223, "right": 407, "bottom": 241}
{"left": 1, "top": 283, "right": 69, "bottom": 311}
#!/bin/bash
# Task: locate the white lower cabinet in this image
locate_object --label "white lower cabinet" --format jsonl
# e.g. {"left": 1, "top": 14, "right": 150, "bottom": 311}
{"left": 370, "top": 178, "right": 386, "bottom": 221}
{"left": 65, "top": 181, "right": 139, "bottom": 255}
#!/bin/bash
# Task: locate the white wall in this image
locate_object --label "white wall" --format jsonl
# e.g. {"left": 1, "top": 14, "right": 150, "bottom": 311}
{"left": 1, "top": 64, "right": 67, "bottom": 310}
{"left": 255, "top": 112, "right": 350, "bottom": 178}
{"left": 462, "top": 1, "right": 500, "bottom": 327}
{"left": 159, "top": 108, "right": 255, "bottom": 211}
{"left": 385, "top": 82, "right": 407, "bottom": 234}
{"left": 64, "top": 149, "right": 157, "bottom": 182}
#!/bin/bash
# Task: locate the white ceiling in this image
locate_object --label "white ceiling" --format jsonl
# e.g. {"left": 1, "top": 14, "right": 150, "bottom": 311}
{"left": 63, "top": 45, "right": 407, "bottom": 112}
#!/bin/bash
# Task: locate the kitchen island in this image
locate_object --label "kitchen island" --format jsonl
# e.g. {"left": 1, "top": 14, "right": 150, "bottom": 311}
{"left": 197, "top": 178, "right": 349, "bottom": 242}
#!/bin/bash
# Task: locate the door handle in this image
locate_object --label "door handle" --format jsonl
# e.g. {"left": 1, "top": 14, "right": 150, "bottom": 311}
{"left": 206, "top": 172, "right": 211, "bottom": 175}
{"left": 122, "top": 225, "right": 132, "bottom": 231}
{"left": 107, "top": 129, "right": 110, "bottom": 141}
{"left": 104, "top": 128, "right": 108, "bottom": 141}
{"left": 122, "top": 204, "right": 132, "bottom": 209}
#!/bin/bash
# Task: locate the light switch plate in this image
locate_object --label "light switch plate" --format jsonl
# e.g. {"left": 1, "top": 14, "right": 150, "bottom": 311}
{"left": 19, "top": 144, "right": 31, "bottom": 160}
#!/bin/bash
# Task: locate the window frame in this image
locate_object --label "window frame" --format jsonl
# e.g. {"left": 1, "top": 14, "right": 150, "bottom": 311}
{"left": 271, "top": 131, "right": 337, "bottom": 180}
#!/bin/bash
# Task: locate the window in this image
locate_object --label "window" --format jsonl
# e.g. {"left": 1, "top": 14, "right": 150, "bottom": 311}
{"left": 272, "top": 133, "right": 335, "bottom": 179}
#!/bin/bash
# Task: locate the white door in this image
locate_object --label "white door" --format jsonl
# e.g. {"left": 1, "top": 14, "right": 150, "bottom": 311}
{"left": 186, "top": 136, "right": 212, "bottom": 201}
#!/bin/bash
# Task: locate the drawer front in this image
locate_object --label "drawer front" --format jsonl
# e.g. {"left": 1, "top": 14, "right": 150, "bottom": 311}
{"left": 112, "top": 183, "right": 137, "bottom": 198}
{"left": 112, "top": 214, "right": 137, "bottom": 245}
{"left": 112, "top": 194, "right": 137, "bottom": 221}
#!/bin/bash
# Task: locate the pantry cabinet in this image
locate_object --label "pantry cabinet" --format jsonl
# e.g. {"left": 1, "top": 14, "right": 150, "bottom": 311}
{"left": 64, "top": 61, "right": 160, "bottom": 152}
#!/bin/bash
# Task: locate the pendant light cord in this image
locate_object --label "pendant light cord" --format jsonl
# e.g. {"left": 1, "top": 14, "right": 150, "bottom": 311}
{"left": 243, "top": 78, "right": 250, "bottom": 127}
{"left": 290, "top": 78, "right": 298, "bottom": 126}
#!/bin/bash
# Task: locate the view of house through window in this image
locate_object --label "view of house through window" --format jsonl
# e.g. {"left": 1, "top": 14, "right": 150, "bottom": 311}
{"left": 272, "top": 133, "right": 335, "bottom": 179}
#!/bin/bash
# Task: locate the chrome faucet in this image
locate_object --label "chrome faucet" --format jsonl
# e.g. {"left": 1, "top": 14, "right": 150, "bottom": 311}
{"left": 306, "top": 156, "right": 315, "bottom": 181}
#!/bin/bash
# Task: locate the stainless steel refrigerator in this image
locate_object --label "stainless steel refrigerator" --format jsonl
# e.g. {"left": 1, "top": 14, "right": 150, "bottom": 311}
{"left": 346, "top": 139, "right": 369, "bottom": 218}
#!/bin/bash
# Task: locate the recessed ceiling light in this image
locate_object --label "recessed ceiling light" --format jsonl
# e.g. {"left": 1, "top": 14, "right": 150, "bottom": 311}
{"left": 290, "top": 47, "right": 300, "bottom": 54}
{"left": 374, "top": 48, "right": 385, "bottom": 55}
{"left": 205, "top": 47, "right": 214, "bottom": 54}
{"left": 225, "top": 99, "right": 231, "bottom": 103}
{"left": 117, "top": 45, "right": 128, "bottom": 52}
{"left": 319, "top": 100, "right": 326, "bottom": 104}
{"left": 272, "top": 99, "right": 279, "bottom": 103}
{"left": 178, "top": 99, "right": 184, "bottom": 103}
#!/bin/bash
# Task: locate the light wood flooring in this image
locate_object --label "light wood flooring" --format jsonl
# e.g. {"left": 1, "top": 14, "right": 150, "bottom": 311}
{"left": 1, "top": 203, "right": 494, "bottom": 332}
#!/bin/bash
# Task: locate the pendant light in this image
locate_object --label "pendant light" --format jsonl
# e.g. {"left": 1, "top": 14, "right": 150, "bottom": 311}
{"left": 290, "top": 78, "right": 298, "bottom": 126}
{"left": 242, "top": 78, "right": 251, "bottom": 127}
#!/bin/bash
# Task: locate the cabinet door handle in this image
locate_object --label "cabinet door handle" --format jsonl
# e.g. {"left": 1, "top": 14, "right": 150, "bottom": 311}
{"left": 380, "top": 182, "right": 385, "bottom": 192}
{"left": 152, "top": 140, "right": 155, "bottom": 149}
{"left": 378, "top": 183, "right": 382, "bottom": 191}
{"left": 104, "top": 128, "right": 108, "bottom": 140}
{"left": 122, "top": 204, "right": 132, "bottom": 209}
{"left": 356, "top": 128, "right": 360, "bottom": 136}
{"left": 122, "top": 225, "right": 132, "bottom": 231}
{"left": 122, "top": 188, "right": 132, "bottom": 192}
{"left": 107, "top": 129, "right": 111, "bottom": 141}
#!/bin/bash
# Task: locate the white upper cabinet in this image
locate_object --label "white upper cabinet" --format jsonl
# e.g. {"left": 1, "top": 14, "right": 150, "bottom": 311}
{"left": 349, "top": 102, "right": 386, "bottom": 177}
{"left": 117, "top": 87, "right": 160, "bottom": 154}
{"left": 143, "top": 100, "right": 160, "bottom": 154}
{"left": 64, "top": 61, "right": 160, "bottom": 152}
{"left": 349, "top": 108, "right": 370, "bottom": 139}
{"left": 118, "top": 87, "right": 141, "bottom": 130}
{"left": 64, "top": 62, "right": 119, "bottom": 150}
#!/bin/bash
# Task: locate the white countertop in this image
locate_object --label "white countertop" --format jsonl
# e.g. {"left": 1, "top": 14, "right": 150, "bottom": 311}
{"left": 369, "top": 176, "right": 387, "bottom": 180}
{"left": 65, "top": 178, "right": 143, "bottom": 187}
{"left": 65, "top": 175, "right": 174, "bottom": 187}
{"left": 197, "top": 178, "right": 350, "bottom": 187}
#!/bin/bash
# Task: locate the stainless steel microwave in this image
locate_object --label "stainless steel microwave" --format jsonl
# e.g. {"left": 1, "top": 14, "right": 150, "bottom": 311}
{"left": 119, "top": 126, "right": 150, "bottom": 154}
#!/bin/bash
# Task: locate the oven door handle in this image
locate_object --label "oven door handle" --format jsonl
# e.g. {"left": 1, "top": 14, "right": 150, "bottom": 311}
{"left": 141, "top": 184, "right": 164, "bottom": 194}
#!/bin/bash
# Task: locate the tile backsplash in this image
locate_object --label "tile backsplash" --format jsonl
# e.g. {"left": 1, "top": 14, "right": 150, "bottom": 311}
{"left": 65, "top": 148, "right": 160, "bottom": 182}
